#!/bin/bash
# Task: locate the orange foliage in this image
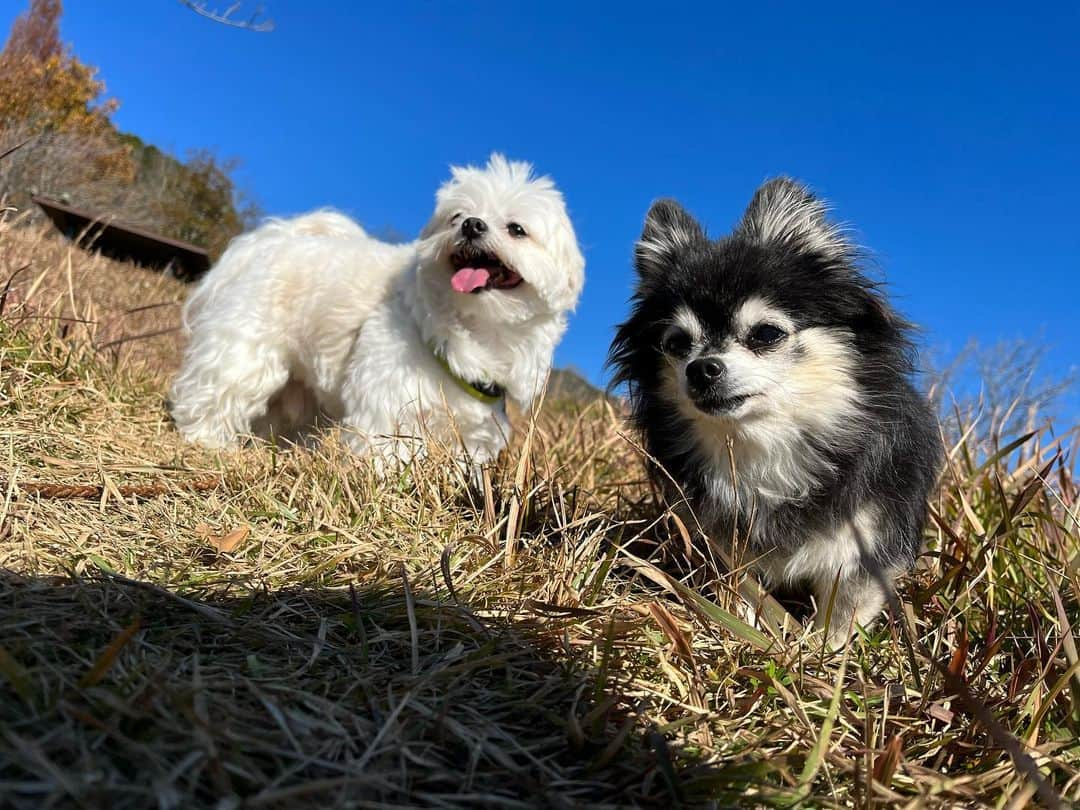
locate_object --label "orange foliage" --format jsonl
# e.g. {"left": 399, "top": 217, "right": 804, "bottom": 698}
{"left": 0, "top": 0, "right": 120, "bottom": 138}
{"left": 0, "top": 51, "right": 120, "bottom": 136}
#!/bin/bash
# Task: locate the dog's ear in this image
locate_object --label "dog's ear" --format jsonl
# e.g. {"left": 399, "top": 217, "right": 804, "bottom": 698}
{"left": 549, "top": 214, "right": 586, "bottom": 312}
{"left": 635, "top": 199, "right": 705, "bottom": 278}
{"left": 736, "top": 178, "right": 853, "bottom": 262}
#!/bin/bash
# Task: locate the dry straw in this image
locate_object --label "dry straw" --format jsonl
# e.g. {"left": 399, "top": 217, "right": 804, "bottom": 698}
{"left": 1, "top": 216, "right": 1078, "bottom": 807}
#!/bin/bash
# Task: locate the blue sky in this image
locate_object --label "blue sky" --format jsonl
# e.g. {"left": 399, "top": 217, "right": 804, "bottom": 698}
{"left": 47, "top": 2, "right": 1079, "bottom": 406}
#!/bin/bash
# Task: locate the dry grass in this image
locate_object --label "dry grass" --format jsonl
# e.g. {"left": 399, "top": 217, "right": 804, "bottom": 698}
{"left": 1, "top": 217, "right": 1078, "bottom": 808}
{"left": 0, "top": 216, "right": 187, "bottom": 372}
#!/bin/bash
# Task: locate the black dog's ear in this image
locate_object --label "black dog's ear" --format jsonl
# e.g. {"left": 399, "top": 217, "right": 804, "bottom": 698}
{"left": 736, "top": 177, "right": 853, "bottom": 263}
{"left": 635, "top": 199, "right": 705, "bottom": 278}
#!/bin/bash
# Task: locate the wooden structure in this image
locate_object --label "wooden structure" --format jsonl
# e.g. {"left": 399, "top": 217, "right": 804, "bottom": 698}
{"left": 33, "top": 196, "right": 211, "bottom": 281}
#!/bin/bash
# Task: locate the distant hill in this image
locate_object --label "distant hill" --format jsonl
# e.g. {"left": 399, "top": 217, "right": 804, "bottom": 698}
{"left": 545, "top": 367, "right": 607, "bottom": 404}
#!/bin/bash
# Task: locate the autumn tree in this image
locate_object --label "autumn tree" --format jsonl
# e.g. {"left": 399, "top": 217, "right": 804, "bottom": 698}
{"left": 0, "top": 0, "right": 120, "bottom": 138}
{"left": 0, "top": 0, "right": 255, "bottom": 257}
{"left": 4, "top": 0, "right": 61, "bottom": 60}
{"left": 0, "top": 0, "right": 132, "bottom": 215}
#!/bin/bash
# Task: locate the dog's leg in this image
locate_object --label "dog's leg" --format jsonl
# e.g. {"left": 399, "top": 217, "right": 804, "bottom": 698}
{"left": 811, "top": 570, "right": 889, "bottom": 649}
{"left": 171, "top": 340, "right": 290, "bottom": 448}
{"left": 252, "top": 378, "right": 321, "bottom": 445}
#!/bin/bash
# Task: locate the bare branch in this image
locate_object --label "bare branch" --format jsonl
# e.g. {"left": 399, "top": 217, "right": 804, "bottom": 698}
{"left": 0, "top": 134, "right": 38, "bottom": 163}
{"left": 178, "top": 0, "right": 274, "bottom": 32}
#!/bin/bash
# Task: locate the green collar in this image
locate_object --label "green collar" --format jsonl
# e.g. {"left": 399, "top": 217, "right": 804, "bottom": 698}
{"left": 430, "top": 344, "right": 505, "bottom": 405}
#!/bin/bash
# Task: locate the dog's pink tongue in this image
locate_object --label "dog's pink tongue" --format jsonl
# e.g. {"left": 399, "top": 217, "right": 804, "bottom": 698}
{"left": 450, "top": 267, "right": 490, "bottom": 293}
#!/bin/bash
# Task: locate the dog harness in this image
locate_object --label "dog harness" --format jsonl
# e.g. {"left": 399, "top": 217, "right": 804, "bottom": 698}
{"left": 430, "top": 345, "right": 505, "bottom": 405}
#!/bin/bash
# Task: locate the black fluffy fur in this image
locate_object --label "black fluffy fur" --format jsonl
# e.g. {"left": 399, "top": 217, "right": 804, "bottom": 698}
{"left": 608, "top": 179, "right": 943, "bottom": 603}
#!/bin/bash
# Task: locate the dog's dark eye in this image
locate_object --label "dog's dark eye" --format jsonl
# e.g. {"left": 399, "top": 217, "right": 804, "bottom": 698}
{"left": 746, "top": 323, "right": 787, "bottom": 350}
{"left": 449, "top": 213, "right": 462, "bottom": 224}
{"left": 662, "top": 330, "right": 692, "bottom": 358}
{"left": 508, "top": 222, "right": 527, "bottom": 238}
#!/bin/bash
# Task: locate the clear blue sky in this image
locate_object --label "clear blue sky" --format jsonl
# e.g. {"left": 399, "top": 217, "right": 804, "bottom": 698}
{"left": 49, "top": 2, "right": 1079, "bottom": 405}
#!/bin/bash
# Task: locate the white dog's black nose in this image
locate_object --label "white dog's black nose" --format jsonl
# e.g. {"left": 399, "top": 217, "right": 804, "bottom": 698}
{"left": 461, "top": 217, "right": 488, "bottom": 240}
{"left": 686, "top": 357, "right": 725, "bottom": 390}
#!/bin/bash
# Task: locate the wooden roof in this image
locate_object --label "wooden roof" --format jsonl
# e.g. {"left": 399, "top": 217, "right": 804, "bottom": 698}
{"left": 33, "top": 196, "right": 211, "bottom": 281}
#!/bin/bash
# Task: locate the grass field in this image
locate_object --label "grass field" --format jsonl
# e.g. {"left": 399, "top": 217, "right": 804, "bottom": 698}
{"left": 1, "top": 219, "right": 1078, "bottom": 808}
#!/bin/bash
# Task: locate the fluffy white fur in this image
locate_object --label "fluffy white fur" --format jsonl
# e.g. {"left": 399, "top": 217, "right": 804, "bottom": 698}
{"left": 170, "top": 154, "right": 585, "bottom": 469}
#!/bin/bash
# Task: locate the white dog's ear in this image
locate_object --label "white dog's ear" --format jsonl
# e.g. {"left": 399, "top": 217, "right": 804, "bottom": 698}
{"left": 635, "top": 199, "right": 705, "bottom": 279}
{"left": 551, "top": 217, "right": 585, "bottom": 312}
{"left": 736, "top": 177, "right": 852, "bottom": 262}
{"left": 420, "top": 169, "right": 463, "bottom": 240}
{"left": 418, "top": 213, "right": 442, "bottom": 240}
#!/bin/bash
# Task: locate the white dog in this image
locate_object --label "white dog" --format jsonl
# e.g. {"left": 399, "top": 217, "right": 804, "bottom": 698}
{"left": 170, "top": 154, "right": 585, "bottom": 469}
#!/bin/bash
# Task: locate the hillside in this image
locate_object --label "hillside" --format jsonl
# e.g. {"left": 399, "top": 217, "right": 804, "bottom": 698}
{"left": 0, "top": 1, "right": 254, "bottom": 261}
{"left": 1, "top": 221, "right": 1078, "bottom": 807}
{"left": 546, "top": 365, "right": 607, "bottom": 404}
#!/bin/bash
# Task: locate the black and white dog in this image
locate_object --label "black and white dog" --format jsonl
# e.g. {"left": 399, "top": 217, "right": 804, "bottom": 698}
{"left": 609, "top": 179, "right": 942, "bottom": 644}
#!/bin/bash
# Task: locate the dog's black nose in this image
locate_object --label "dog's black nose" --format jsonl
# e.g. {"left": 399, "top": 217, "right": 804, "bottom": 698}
{"left": 461, "top": 217, "right": 488, "bottom": 240}
{"left": 686, "top": 357, "right": 725, "bottom": 390}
